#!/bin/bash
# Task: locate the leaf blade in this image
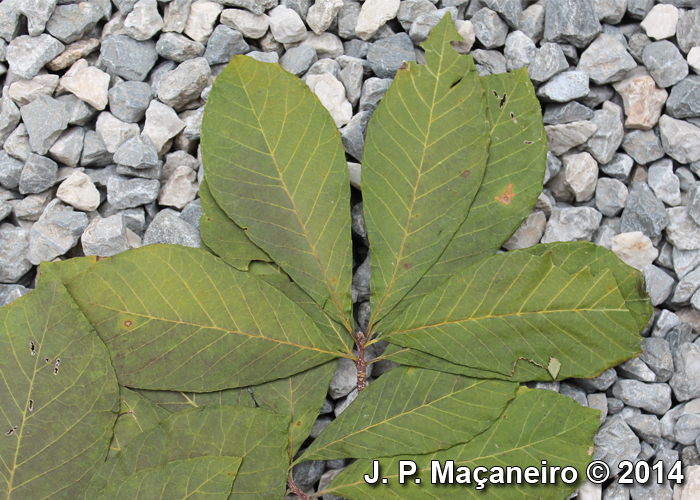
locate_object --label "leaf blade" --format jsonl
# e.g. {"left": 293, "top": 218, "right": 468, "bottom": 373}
{"left": 108, "top": 387, "right": 170, "bottom": 459}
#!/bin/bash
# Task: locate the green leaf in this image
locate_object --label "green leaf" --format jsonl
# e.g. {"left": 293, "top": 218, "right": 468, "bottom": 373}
{"left": 382, "top": 244, "right": 644, "bottom": 380}
{"left": 299, "top": 366, "right": 517, "bottom": 462}
{"left": 79, "top": 406, "right": 289, "bottom": 500}
{"left": 253, "top": 360, "right": 336, "bottom": 460}
{"left": 378, "top": 68, "right": 548, "bottom": 329}
{"left": 0, "top": 279, "right": 119, "bottom": 500}
{"left": 36, "top": 255, "right": 98, "bottom": 286}
{"left": 201, "top": 55, "right": 354, "bottom": 331}
{"left": 199, "top": 176, "right": 271, "bottom": 271}
{"left": 134, "top": 387, "right": 257, "bottom": 413}
{"left": 86, "top": 456, "right": 241, "bottom": 500}
{"left": 363, "top": 15, "right": 490, "bottom": 327}
{"left": 320, "top": 388, "right": 598, "bottom": 500}
{"left": 65, "top": 245, "right": 343, "bottom": 392}
{"left": 108, "top": 387, "right": 170, "bottom": 459}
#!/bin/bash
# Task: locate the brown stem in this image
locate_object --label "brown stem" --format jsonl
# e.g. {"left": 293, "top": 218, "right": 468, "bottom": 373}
{"left": 356, "top": 331, "right": 367, "bottom": 392}
{"left": 287, "top": 476, "right": 309, "bottom": 500}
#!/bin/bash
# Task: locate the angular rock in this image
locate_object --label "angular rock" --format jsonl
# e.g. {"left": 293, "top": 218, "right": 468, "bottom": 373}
{"left": 502, "top": 211, "right": 546, "bottom": 250}
{"left": 298, "top": 32, "right": 344, "bottom": 59}
{"left": 307, "top": 0, "right": 343, "bottom": 35}
{"left": 593, "top": 416, "right": 641, "bottom": 476}
{"left": 108, "top": 81, "right": 152, "bottom": 123}
{"left": 642, "top": 40, "right": 689, "bottom": 88}
{"left": 584, "top": 101, "right": 624, "bottom": 164}
{"left": 563, "top": 151, "right": 598, "bottom": 201}
{"left": 471, "top": 49, "right": 507, "bottom": 75}
{"left": 20, "top": 95, "right": 69, "bottom": 156}
{"left": 268, "top": 5, "right": 306, "bottom": 43}
{"left": 540, "top": 207, "right": 602, "bottom": 243}
{"left": 612, "top": 380, "right": 672, "bottom": 415}
{"left": 593, "top": 0, "right": 626, "bottom": 24}
{"left": 0, "top": 151, "right": 23, "bottom": 190}
{"left": 642, "top": 264, "right": 675, "bottom": 306}
{"left": 659, "top": 115, "right": 700, "bottom": 164}
{"left": 536, "top": 71, "right": 590, "bottom": 102}
{"left": 472, "top": 7, "right": 508, "bottom": 49}
{"left": 367, "top": 33, "right": 416, "bottom": 79}
{"left": 640, "top": 4, "right": 679, "bottom": 40}
{"left": 81, "top": 214, "right": 130, "bottom": 257}
{"left": 452, "top": 19, "right": 475, "bottom": 54}
{"left": 114, "top": 135, "right": 159, "bottom": 170}
{"left": 648, "top": 159, "right": 681, "bottom": 206}
{"left": 4, "top": 125, "right": 32, "bottom": 163}
{"left": 29, "top": 199, "right": 88, "bottom": 265}
{"left": 124, "top": 0, "right": 164, "bottom": 41}
{"left": 107, "top": 176, "right": 160, "bottom": 210}
{"left": 666, "top": 75, "right": 700, "bottom": 119}
{"left": 81, "top": 130, "right": 113, "bottom": 167}
{"left": 627, "top": 32, "right": 652, "bottom": 63}
{"left": 48, "top": 127, "right": 85, "bottom": 168}
{"left": 611, "top": 231, "right": 658, "bottom": 270}
{"left": 410, "top": 8, "right": 458, "bottom": 45}
{"left": 673, "top": 246, "right": 700, "bottom": 278}
{"left": 163, "top": 0, "right": 192, "bottom": 33}
{"left": 46, "top": 2, "right": 102, "bottom": 44}
{"left": 621, "top": 129, "right": 665, "bottom": 165}
{"left": 158, "top": 166, "right": 198, "bottom": 209}
{"left": 60, "top": 65, "right": 110, "bottom": 111}
{"left": 100, "top": 35, "right": 158, "bottom": 82}
{"left": 527, "top": 42, "right": 569, "bottom": 84}
{"left": 156, "top": 32, "right": 206, "bottom": 62}
{"left": 179, "top": 199, "right": 202, "bottom": 229}
{"left": 142, "top": 209, "right": 200, "bottom": 247}
{"left": 220, "top": 8, "right": 269, "bottom": 39}
{"left": 19, "top": 154, "right": 58, "bottom": 195}
{"left": 158, "top": 57, "right": 210, "bottom": 109}
{"left": 595, "top": 177, "right": 628, "bottom": 217}
{"left": 620, "top": 182, "right": 669, "bottom": 239}
{"left": 56, "top": 171, "right": 100, "bottom": 212}
{"left": 543, "top": 101, "right": 594, "bottom": 125}
{"left": 577, "top": 33, "right": 637, "bottom": 85}
{"left": 8, "top": 74, "right": 60, "bottom": 107}
{"left": 340, "top": 111, "right": 371, "bottom": 162}
{"left": 142, "top": 101, "right": 186, "bottom": 155}
{"left": 183, "top": 0, "right": 223, "bottom": 43}
{"left": 617, "top": 357, "right": 657, "bottom": 382}
{"left": 337, "top": 0, "right": 361, "bottom": 39}
{"left": 338, "top": 58, "right": 363, "bottom": 105}
{"left": 612, "top": 68, "right": 668, "bottom": 130}
{"left": 673, "top": 267, "right": 700, "bottom": 304}
{"left": 666, "top": 206, "right": 700, "bottom": 250}
{"left": 600, "top": 152, "right": 634, "bottom": 181}
{"left": 0, "top": 224, "right": 31, "bottom": 283}
{"left": 0, "top": 96, "right": 21, "bottom": 148}
{"left": 544, "top": 0, "right": 602, "bottom": 48}
{"left": 677, "top": 8, "right": 700, "bottom": 54}
{"left": 640, "top": 337, "right": 674, "bottom": 382}
{"left": 670, "top": 343, "right": 700, "bottom": 401}
{"left": 95, "top": 112, "right": 140, "bottom": 154}
{"left": 355, "top": 0, "right": 400, "bottom": 40}
{"left": 56, "top": 93, "right": 97, "bottom": 127}
{"left": 204, "top": 24, "right": 249, "bottom": 65}
{"left": 6, "top": 34, "right": 64, "bottom": 80}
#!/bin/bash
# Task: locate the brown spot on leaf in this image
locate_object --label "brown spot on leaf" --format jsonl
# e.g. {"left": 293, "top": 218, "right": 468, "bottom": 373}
{"left": 461, "top": 170, "right": 470, "bottom": 178}
{"left": 495, "top": 184, "right": 514, "bottom": 206}
{"left": 296, "top": 421, "right": 302, "bottom": 427}
{"left": 124, "top": 320, "right": 132, "bottom": 327}
{"left": 399, "top": 62, "right": 408, "bottom": 71}
{"left": 402, "top": 262, "right": 410, "bottom": 269}
{"left": 227, "top": 471, "right": 233, "bottom": 476}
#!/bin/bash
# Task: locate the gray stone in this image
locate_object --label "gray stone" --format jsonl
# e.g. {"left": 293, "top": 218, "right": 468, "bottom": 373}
{"left": 114, "top": 0, "right": 138, "bottom": 15}
{"left": 0, "top": 224, "right": 31, "bottom": 283}
{"left": 141, "top": 100, "right": 186, "bottom": 154}
{"left": 292, "top": 460, "right": 326, "bottom": 490}
{"left": 219, "top": 0, "right": 276, "bottom": 16}
{"left": 397, "top": 0, "right": 435, "bottom": 31}
{"left": 670, "top": 343, "right": 700, "bottom": 401}
{"left": 617, "top": 357, "right": 657, "bottom": 382}
{"left": 612, "top": 380, "right": 672, "bottom": 415}
{"left": 20, "top": 96, "right": 69, "bottom": 156}
{"left": 621, "top": 129, "right": 665, "bottom": 165}
{"left": 544, "top": 152, "right": 562, "bottom": 185}
{"left": 352, "top": 254, "right": 370, "bottom": 303}
{"left": 544, "top": 0, "right": 602, "bottom": 48}
{"left": 344, "top": 39, "right": 369, "bottom": 59}
{"left": 536, "top": 71, "right": 590, "bottom": 102}
{"left": 329, "top": 357, "right": 359, "bottom": 398}
{"left": 620, "top": 182, "right": 669, "bottom": 240}
{"left": 56, "top": 94, "right": 97, "bottom": 127}
{"left": 673, "top": 267, "right": 700, "bottom": 304}
{"left": 673, "top": 247, "right": 700, "bottom": 279}
{"left": 142, "top": 209, "right": 200, "bottom": 247}
{"left": 677, "top": 7, "right": 700, "bottom": 54}
{"left": 471, "top": 7, "right": 508, "bottom": 49}
{"left": 158, "top": 166, "right": 197, "bottom": 209}
{"left": 309, "top": 416, "right": 332, "bottom": 439}
{"left": 367, "top": 33, "right": 416, "bottom": 79}
{"left": 113, "top": 136, "right": 159, "bottom": 170}
{"left": 6, "top": 34, "right": 64, "bottom": 80}
{"left": 156, "top": 33, "right": 206, "bottom": 62}
{"left": 148, "top": 60, "right": 177, "bottom": 98}
{"left": 627, "top": 414, "right": 662, "bottom": 444}
{"left": 338, "top": 58, "right": 363, "bottom": 105}
{"left": 690, "top": 183, "right": 700, "bottom": 226}
{"left": 351, "top": 202, "right": 368, "bottom": 246}
{"left": 607, "top": 397, "right": 624, "bottom": 414}
{"left": 666, "top": 76, "right": 700, "bottom": 119}
{"left": 471, "top": 49, "right": 507, "bottom": 75}
{"left": 107, "top": 176, "right": 160, "bottom": 210}
{"left": 666, "top": 206, "right": 700, "bottom": 250}
{"left": 19, "top": 154, "right": 58, "bottom": 195}
{"left": 584, "top": 101, "right": 624, "bottom": 164}
{"left": 482, "top": 0, "right": 521, "bottom": 28}
{"left": 628, "top": 32, "right": 652, "bottom": 63}
{"left": 28, "top": 199, "right": 88, "bottom": 265}
{"left": 676, "top": 167, "right": 696, "bottom": 191}
{"left": 13, "top": 191, "right": 51, "bottom": 222}
{"left": 639, "top": 337, "right": 674, "bottom": 382}
{"left": 503, "top": 211, "right": 546, "bottom": 250}
{"left": 642, "top": 264, "right": 675, "bottom": 306}
{"left": 340, "top": 111, "right": 371, "bottom": 162}
{"left": 667, "top": 323, "right": 698, "bottom": 350}
{"left": 108, "top": 82, "right": 152, "bottom": 124}
{"left": 519, "top": 2, "right": 545, "bottom": 42}
{"left": 540, "top": 207, "right": 602, "bottom": 243}
{"left": 163, "top": 0, "right": 192, "bottom": 33}
{"left": 642, "top": 40, "right": 689, "bottom": 88}
{"left": 593, "top": 416, "right": 641, "bottom": 475}
{"left": 158, "top": 57, "right": 210, "bottom": 109}
{"left": 15, "top": 0, "right": 57, "bottom": 37}
{"left": 577, "top": 34, "right": 637, "bottom": 85}
{"left": 580, "top": 84, "right": 615, "bottom": 108}
{"left": 627, "top": 0, "right": 654, "bottom": 19}
{"left": 675, "top": 413, "right": 700, "bottom": 445}
{"left": 81, "top": 214, "right": 130, "bottom": 257}
{"left": 95, "top": 112, "right": 141, "bottom": 154}
{"left": 80, "top": 130, "right": 113, "bottom": 167}
{"left": 0, "top": 96, "right": 20, "bottom": 147}
{"left": 595, "top": 177, "right": 628, "bottom": 217}
{"left": 182, "top": 106, "right": 204, "bottom": 141}
{"left": 204, "top": 25, "right": 250, "bottom": 65}
{"left": 46, "top": 2, "right": 103, "bottom": 44}
{"left": 575, "top": 369, "right": 619, "bottom": 392}
{"left": 543, "top": 101, "right": 595, "bottom": 125}
{"left": 600, "top": 153, "right": 634, "bottom": 181}
{"left": 593, "top": 0, "right": 626, "bottom": 24}
{"left": 279, "top": 45, "right": 317, "bottom": 76}
{"left": 48, "top": 127, "right": 84, "bottom": 168}
{"left": 648, "top": 159, "right": 681, "bottom": 206}
{"left": 306, "top": 58, "right": 341, "bottom": 79}
{"left": 4, "top": 125, "right": 32, "bottom": 163}
{"left": 100, "top": 35, "right": 158, "bottom": 82}
{"left": 124, "top": 0, "right": 163, "bottom": 41}
{"left": 162, "top": 150, "right": 199, "bottom": 181}
{"left": 559, "top": 381, "right": 589, "bottom": 406}
{"left": 245, "top": 51, "right": 278, "bottom": 63}
{"left": 179, "top": 199, "right": 202, "bottom": 229}
{"left": 0, "top": 284, "right": 30, "bottom": 307}
{"left": 410, "top": 8, "right": 458, "bottom": 44}
{"left": 0, "top": 151, "right": 23, "bottom": 190}
{"left": 116, "top": 162, "right": 163, "bottom": 180}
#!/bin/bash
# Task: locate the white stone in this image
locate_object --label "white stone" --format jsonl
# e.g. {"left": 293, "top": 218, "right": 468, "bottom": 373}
{"left": 355, "top": 0, "right": 400, "bottom": 41}
{"left": 348, "top": 161, "right": 361, "bottom": 190}
{"left": 306, "top": 0, "right": 344, "bottom": 35}
{"left": 56, "top": 171, "right": 100, "bottom": 212}
{"left": 158, "top": 165, "right": 198, "bottom": 209}
{"left": 95, "top": 112, "right": 141, "bottom": 153}
{"left": 666, "top": 206, "right": 700, "bottom": 250}
{"left": 563, "top": 152, "right": 598, "bottom": 202}
{"left": 220, "top": 9, "right": 269, "bottom": 39}
{"left": 300, "top": 32, "right": 344, "bottom": 59}
{"left": 8, "top": 75, "right": 59, "bottom": 107}
{"left": 540, "top": 207, "right": 602, "bottom": 243}
{"left": 124, "top": 0, "right": 164, "bottom": 41}
{"left": 141, "top": 100, "right": 186, "bottom": 155}
{"left": 184, "top": 0, "right": 223, "bottom": 43}
{"left": 689, "top": 47, "right": 700, "bottom": 74}
{"left": 268, "top": 5, "right": 307, "bottom": 44}
{"left": 641, "top": 4, "right": 679, "bottom": 41}
{"left": 306, "top": 73, "right": 352, "bottom": 127}
{"left": 674, "top": 465, "right": 700, "bottom": 500}
{"left": 60, "top": 65, "right": 110, "bottom": 111}
{"left": 503, "top": 211, "right": 546, "bottom": 250}
{"left": 452, "top": 20, "right": 475, "bottom": 54}
{"left": 577, "top": 480, "right": 602, "bottom": 500}
{"left": 611, "top": 231, "right": 659, "bottom": 271}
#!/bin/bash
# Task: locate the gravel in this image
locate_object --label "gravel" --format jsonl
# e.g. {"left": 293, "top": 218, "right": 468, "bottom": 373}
{"left": 2, "top": 1, "right": 700, "bottom": 498}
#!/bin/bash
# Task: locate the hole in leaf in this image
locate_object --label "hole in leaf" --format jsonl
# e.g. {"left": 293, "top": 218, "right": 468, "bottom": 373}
{"left": 492, "top": 90, "right": 499, "bottom": 98}
{"left": 524, "top": 140, "right": 533, "bottom": 145}
{"left": 500, "top": 94, "right": 507, "bottom": 109}
{"left": 510, "top": 112, "right": 517, "bottom": 123}
{"left": 450, "top": 77, "right": 462, "bottom": 89}
{"left": 6, "top": 426, "right": 17, "bottom": 436}
{"left": 54, "top": 358, "right": 61, "bottom": 375}
{"left": 44, "top": 357, "right": 49, "bottom": 364}
{"left": 28, "top": 400, "right": 34, "bottom": 412}
{"left": 30, "top": 341, "right": 36, "bottom": 355}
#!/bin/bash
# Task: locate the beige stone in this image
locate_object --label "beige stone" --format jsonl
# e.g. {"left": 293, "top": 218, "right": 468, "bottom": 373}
{"left": 641, "top": 4, "right": 679, "bottom": 40}
{"left": 46, "top": 38, "right": 101, "bottom": 71}
{"left": 452, "top": 20, "right": 475, "bottom": 54}
{"left": 355, "top": 0, "right": 400, "bottom": 40}
{"left": 56, "top": 171, "right": 100, "bottom": 212}
{"left": 348, "top": 162, "right": 361, "bottom": 190}
{"left": 142, "top": 100, "right": 186, "bottom": 155}
{"left": 613, "top": 68, "right": 668, "bottom": 130}
{"left": 220, "top": 9, "right": 269, "bottom": 39}
{"left": 545, "top": 120, "right": 598, "bottom": 155}
{"left": 158, "top": 166, "right": 198, "bottom": 209}
{"left": 8, "top": 74, "right": 59, "bottom": 106}
{"left": 674, "top": 465, "right": 700, "bottom": 500}
{"left": 503, "top": 211, "right": 546, "bottom": 250}
{"left": 611, "top": 231, "right": 659, "bottom": 271}
{"left": 60, "top": 65, "right": 110, "bottom": 110}
{"left": 306, "top": 73, "right": 352, "bottom": 127}
{"left": 563, "top": 152, "right": 598, "bottom": 202}
{"left": 184, "top": 0, "right": 223, "bottom": 43}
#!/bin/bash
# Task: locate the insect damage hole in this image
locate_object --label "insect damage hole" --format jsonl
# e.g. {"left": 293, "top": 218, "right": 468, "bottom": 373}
{"left": 28, "top": 400, "right": 34, "bottom": 412}
{"left": 44, "top": 357, "right": 49, "bottom": 364}
{"left": 6, "top": 426, "right": 17, "bottom": 436}
{"left": 30, "top": 341, "right": 36, "bottom": 355}
{"left": 500, "top": 93, "right": 507, "bottom": 109}
{"left": 54, "top": 358, "right": 60, "bottom": 375}
{"left": 510, "top": 111, "right": 517, "bottom": 123}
